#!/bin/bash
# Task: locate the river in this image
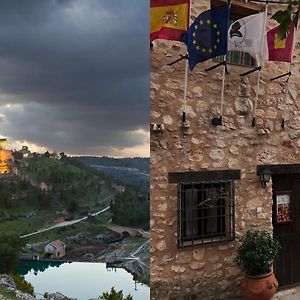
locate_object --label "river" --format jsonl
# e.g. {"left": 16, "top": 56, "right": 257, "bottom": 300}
{"left": 18, "top": 260, "right": 150, "bottom": 300}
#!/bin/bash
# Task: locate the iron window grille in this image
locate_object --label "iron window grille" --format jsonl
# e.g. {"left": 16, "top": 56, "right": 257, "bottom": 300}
{"left": 177, "top": 181, "right": 235, "bottom": 248}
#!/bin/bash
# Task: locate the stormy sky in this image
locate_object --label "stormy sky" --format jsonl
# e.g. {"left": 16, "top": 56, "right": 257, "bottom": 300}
{"left": 0, "top": 0, "right": 149, "bottom": 157}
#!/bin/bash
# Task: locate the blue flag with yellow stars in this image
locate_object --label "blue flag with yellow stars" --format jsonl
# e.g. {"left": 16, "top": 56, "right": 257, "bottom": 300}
{"left": 182, "top": 5, "right": 229, "bottom": 70}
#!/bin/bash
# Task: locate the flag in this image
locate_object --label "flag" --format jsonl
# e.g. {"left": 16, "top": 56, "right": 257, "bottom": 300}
{"left": 228, "top": 12, "right": 265, "bottom": 62}
{"left": 182, "top": 5, "right": 229, "bottom": 71}
{"left": 265, "top": 25, "right": 295, "bottom": 62}
{"left": 150, "top": 0, "right": 190, "bottom": 42}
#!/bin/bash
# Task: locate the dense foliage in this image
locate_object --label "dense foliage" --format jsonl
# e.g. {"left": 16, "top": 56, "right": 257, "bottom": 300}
{"left": 76, "top": 156, "right": 149, "bottom": 192}
{"left": 0, "top": 234, "right": 23, "bottom": 273}
{"left": 111, "top": 188, "right": 149, "bottom": 228}
{"left": 100, "top": 287, "right": 133, "bottom": 300}
{"left": 76, "top": 156, "right": 149, "bottom": 174}
{"left": 235, "top": 230, "right": 281, "bottom": 276}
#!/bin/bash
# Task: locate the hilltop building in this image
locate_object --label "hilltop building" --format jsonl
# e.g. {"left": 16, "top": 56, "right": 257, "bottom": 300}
{"left": 18, "top": 146, "right": 31, "bottom": 159}
{"left": 151, "top": 1, "right": 300, "bottom": 299}
{"left": 0, "top": 138, "right": 13, "bottom": 174}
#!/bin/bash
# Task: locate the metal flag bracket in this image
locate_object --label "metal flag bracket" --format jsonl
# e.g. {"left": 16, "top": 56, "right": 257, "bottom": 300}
{"left": 167, "top": 54, "right": 188, "bottom": 66}
{"left": 240, "top": 66, "right": 262, "bottom": 77}
{"left": 270, "top": 71, "right": 291, "bottom": 82}
{"left": 205, "top": 61, "right": 230, "bottom": 75}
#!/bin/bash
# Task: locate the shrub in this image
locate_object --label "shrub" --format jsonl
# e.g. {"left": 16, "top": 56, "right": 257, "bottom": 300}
{"left": 11, "top": 274, "right": 34, "bottom": 296}
{"left": 235, "top": 230, "right": 281, "bottom": 276}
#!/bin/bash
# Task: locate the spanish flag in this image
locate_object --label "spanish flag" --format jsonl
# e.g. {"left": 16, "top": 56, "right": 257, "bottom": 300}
{"left": 150, "top": 0, "right": 190, "bottom": 42}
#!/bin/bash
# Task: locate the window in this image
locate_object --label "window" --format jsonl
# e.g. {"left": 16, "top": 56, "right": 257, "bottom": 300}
{"left": 211, "top": 0, "right": 262, "bottom": 67}
{"left": 177, "top": 181, "right": 235, "bottom": 248}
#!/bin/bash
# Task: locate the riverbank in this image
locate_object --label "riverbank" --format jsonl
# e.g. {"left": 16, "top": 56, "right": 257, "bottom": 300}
{"left": 22, "top": 219, "right": 150, "bottom": 283}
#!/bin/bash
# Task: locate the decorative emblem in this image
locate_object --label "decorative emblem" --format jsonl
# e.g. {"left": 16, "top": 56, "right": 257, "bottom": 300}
{"left": 163, "top": 10, "right": 178, "bottom": 26}
{"left": 228, "top": 19, "right": 252, "bottom": 48}
{"left": 274, "top": 33, "right": 286, "bottom": 49}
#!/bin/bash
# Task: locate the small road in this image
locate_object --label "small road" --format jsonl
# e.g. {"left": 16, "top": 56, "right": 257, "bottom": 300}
{"left": 130, "top": 239, "right": 150, "bottom": 270}
{"left": 20, "top": 206, "right": 110, "bottom": 239}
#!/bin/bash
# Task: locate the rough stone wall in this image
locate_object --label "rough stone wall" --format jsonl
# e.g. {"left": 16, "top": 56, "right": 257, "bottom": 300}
{"left": 150, "top": 1, "right": 300, "bottom": 299}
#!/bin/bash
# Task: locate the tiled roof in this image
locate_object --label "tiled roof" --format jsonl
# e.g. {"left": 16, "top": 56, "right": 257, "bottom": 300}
{"left": 50, "top": 240, "right": 64, "bottom": 249}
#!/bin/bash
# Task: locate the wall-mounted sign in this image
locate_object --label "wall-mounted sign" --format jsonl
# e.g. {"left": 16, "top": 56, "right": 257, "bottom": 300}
{"left": 276, "top": 192, "right": 291, "bottom": 224}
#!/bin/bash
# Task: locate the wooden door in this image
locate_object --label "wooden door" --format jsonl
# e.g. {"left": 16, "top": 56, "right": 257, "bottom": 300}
{"left": 272, "top": 174, "right": 300, "bottom": 287}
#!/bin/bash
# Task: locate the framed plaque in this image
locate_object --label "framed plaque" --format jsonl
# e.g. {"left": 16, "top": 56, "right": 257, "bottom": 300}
{"left": 275, "top": 192, "right": 292, "bottom": 224}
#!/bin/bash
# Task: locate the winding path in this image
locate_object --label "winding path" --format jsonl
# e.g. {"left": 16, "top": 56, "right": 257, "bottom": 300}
{"left": 20, "top": 206, "right": 110, "bottom": 239}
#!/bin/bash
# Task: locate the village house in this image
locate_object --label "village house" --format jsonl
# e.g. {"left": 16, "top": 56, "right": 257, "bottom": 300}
{"left": 150, "top": 0, "right": 300, "bottom": 299}
{"left": 45, "top": 240, "right": 66, "bottom": 259}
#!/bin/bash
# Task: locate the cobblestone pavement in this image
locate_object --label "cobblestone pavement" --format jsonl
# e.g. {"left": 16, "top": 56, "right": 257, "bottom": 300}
{"left": 272, "top": 286, "right": 300, "bottom": 300}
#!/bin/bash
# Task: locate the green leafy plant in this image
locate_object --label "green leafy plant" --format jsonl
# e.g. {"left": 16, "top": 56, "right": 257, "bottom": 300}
{"left": 10, "top": 274, "right": 34, "bottom": 296}
{"left": 100, "top": 287, "right": 133, "bottom": 300}
{"left": 235, "top": 230, "right": 280, "bottom": 276}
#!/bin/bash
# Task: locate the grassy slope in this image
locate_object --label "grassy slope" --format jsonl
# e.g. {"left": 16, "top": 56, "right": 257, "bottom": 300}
{"left": 0, "top": 157, "right": 116, "bottom": 237}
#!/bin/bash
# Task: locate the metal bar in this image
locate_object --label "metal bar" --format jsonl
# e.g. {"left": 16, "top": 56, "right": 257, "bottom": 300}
{"left": 167, "top": 54, "right": 188, "bottom": 66}
{"left": 281, "top": 66, "right": 292, "bottom": 128}
{"left": 177, "top": 184, "right": 182, "bottom": 248}
{"left": 183, "top": 59, "right": 189, "bottom": 115}
{"left": 205, "top": 61, "right": 225, "bottom": 72}
{"left": 240, "top": 66, "right": 261, "bottom": 77}
{"left": 271, "top": 71, "right": 291, "bottom": 81}
{"left": 220, "top": 56, "right": 227, "bottom": 118}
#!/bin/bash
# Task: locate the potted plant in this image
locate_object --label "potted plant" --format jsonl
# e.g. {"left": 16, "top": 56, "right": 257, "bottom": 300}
{"left": 234, "top": 230, "right": 281, "bottom": 300}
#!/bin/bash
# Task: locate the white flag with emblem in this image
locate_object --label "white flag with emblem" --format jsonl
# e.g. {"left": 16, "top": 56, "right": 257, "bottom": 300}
{"left": 228, "top": 12, "right": 265, "bottom": 63}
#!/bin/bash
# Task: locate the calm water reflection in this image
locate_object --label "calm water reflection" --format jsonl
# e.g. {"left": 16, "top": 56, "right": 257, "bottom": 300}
{"left": 19, "top": 261, "right": 149, "bottom": 300}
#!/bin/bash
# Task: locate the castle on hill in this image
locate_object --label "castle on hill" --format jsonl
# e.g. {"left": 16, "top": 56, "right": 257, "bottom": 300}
{"left": 0, "top": 138, "right": 13, "bottom": 174}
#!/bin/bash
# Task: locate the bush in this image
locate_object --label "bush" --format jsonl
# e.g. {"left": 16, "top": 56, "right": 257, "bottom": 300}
{"left": 235, "top": 230, "right": 281, "bottom": 276}
{"left": 11, "top": 275, "right": 34, "bottom": 296}
{"left": 100, "top": 287, "right": 133, "bottom": 300}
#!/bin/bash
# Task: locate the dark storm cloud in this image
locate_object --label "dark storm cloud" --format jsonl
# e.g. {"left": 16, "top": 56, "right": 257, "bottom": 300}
{"left": 0, "top": 0, "right": 149, "bottom": 155}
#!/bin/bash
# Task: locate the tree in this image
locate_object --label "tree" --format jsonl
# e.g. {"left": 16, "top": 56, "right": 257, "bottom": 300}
{"left": 100, "top": 287, "right": 133, "bottom": 300}
{"left": 0, "top": 234, "right": 23, "bottom": 273}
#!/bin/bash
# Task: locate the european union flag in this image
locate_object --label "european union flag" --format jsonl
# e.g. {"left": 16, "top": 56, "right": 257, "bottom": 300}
{"left": 182, "top": 5, "right": 229, "bottom": 70}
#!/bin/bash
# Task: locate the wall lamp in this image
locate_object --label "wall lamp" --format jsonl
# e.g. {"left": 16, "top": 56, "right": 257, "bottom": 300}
{"left": 260, "top": 170, "right": 271, "bottom": 188}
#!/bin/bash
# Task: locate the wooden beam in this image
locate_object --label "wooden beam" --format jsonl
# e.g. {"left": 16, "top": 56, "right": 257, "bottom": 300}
{"left": 168, "top": 169, "right": 241, "bottom": 183}
{"left": 257, "top": 164, "right": 300, "bottom": 176}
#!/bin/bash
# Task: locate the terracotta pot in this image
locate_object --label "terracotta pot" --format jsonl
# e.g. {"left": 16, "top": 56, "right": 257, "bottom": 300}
{"left": 240, "top": 271, "right": 278, "bottom": 300}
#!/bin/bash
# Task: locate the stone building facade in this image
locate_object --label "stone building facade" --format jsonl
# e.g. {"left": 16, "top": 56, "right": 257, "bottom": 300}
{"left": 150, "top": 1, "right": 300, "bottom": 299}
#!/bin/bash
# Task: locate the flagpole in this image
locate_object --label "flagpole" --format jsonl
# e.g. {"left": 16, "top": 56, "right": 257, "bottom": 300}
{"left": 219, "top": 54, "right": 227, "bottom": 124}
{"left": 182, "top": 0, "right": 192, "bottom": 125}
{"left": 182, "top": 59, "right": 188, "bottom": 123}
{"left": 212, "top": 1, "right": 231, "bottom": 126}
{"left": 281, "top": 24, "right": 296, "bottom": 128}
{"left": 281, "top": 64, "right": 292, "bottom": 128}
{"left": 252, "top": 1, "right": 269, "bottom": 127}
